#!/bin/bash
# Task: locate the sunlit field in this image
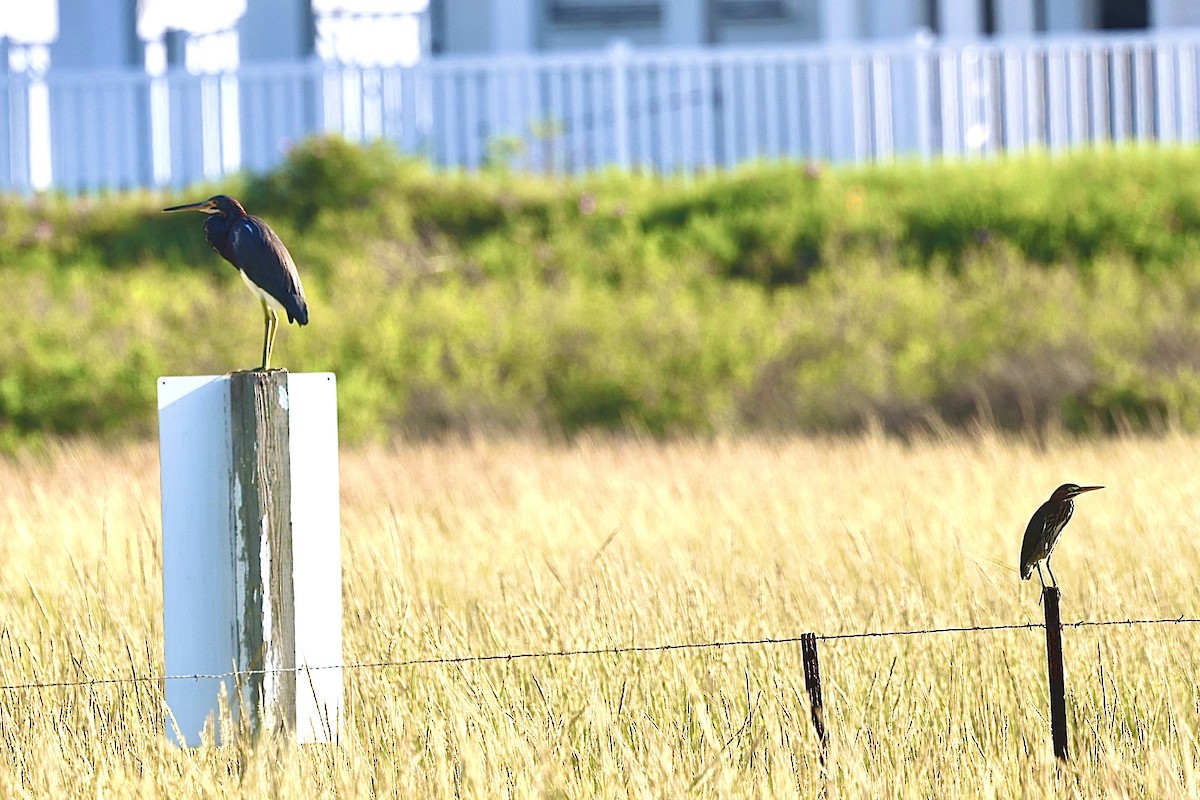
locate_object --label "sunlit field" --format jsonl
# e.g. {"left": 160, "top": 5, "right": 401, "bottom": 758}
{"left": 2, "top": 431, "right": 1199, "bottom": 797}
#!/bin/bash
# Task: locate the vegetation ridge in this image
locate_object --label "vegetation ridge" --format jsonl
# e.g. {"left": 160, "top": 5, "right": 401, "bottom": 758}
{"left": 4, "top": 139, "right": 1200, "bottom": 447}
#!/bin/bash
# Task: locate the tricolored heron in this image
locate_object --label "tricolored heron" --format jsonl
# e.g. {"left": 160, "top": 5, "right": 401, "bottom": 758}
{"left": 1019, "top": 483, "right": 1103, "bottom": 589}
{"left": 163, "top": 195, "right": 308, "bottom": 370}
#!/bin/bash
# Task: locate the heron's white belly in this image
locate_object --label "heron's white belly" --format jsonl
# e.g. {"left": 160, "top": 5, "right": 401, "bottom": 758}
{"left": 239, "top": 269, "right": 286, "bottom": 314}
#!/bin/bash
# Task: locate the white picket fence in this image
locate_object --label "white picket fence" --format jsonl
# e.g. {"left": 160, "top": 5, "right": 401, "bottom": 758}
{"left": 4, "top": 29, "right": 1200, "bottom": 194}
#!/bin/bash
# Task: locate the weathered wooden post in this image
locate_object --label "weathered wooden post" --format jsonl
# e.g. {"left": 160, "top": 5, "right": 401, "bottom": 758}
{"left": 1042, "top": 586, "right": 1069, "bottom": 761}
{"left": 158, "top": 371, "right": 342, "bottom": 746}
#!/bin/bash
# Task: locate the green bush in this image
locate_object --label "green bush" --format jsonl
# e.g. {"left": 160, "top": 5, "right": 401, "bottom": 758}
{"left": 6, "top": 137, "right": 1200, "bottom": 448}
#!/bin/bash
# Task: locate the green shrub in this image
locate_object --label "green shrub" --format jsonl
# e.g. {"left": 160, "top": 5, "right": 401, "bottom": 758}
{"left": 5, "top": 138, "right": 1200, "bottom": 447}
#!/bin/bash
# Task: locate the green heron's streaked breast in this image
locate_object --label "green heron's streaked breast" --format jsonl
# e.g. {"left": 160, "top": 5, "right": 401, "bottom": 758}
{"left": 1019, "top": 483, "right": 1103, "bottom": 582}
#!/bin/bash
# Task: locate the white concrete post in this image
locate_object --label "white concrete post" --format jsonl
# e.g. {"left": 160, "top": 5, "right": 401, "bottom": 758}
{"left": 158, "top": 372, "right": 342, "bottom": 746}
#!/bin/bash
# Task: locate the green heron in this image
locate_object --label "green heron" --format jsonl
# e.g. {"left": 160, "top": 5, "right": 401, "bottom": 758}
{"left": 1019, "top": 483, "right": 1103, "bottom": 589}
{"left": 163, "top": 195, "right": 308, "bottom": 370}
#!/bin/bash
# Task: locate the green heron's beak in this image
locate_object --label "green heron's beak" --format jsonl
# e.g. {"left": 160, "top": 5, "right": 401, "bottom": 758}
{"left": 1072, "top": 485, "right": 1104, "bottom": 496}
{"left": 162, "top": 200, "right": 212, "bottom": 213}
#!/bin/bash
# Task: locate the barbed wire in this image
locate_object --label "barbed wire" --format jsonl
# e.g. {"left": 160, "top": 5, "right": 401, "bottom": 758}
{"left": 2, "top": 615, "right": 1198, "bottom": 694}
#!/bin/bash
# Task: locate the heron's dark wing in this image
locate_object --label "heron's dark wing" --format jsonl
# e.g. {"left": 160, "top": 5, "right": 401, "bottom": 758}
{"left": 230, "top": 216, "right": 309, "bottom": 325}
{"left": 1018, "top": 503, "right": 1048, "bottom": 578}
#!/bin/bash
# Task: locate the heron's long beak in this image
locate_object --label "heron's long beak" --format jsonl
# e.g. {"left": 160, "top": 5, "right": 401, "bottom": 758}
{"left": 1072, "top": 485, "right": 1104, "bottom": 496}
{"left": 162, "top": 200, "right": 212, "bottom": 213}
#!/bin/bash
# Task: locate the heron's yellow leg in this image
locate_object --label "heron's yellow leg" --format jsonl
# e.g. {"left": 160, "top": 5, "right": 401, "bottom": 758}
{"left": 268, "top": 310, "right": 279, "bottom": 369}
{"left": 260, "top": 300, "right": 278, "bottom": 370}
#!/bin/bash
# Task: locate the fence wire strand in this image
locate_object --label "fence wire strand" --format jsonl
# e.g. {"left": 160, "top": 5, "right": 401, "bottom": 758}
{"left": 2, "top": 615, "right": 1198, "bottom": 694}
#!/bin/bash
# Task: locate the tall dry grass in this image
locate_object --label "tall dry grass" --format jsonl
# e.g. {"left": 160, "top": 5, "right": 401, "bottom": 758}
{"left": 1, "top": 431, "right": 1199, "bottom": 797}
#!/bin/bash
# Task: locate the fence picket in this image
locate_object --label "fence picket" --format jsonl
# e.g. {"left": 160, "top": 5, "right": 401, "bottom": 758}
{"left": 4, "top": 31, "right": 1200, "bottom": 192}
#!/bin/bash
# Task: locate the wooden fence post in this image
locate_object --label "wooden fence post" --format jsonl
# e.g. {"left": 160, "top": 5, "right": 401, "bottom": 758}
{"left": 800, "top": 632, "right": 828, "bottom": 761}
{"left": 158, "top": 371, "right": 342, "bottom": 746}
{"left": 229, "top": 371, "right": 296, "bottom": 735}
{"left": 1042, "top": 586, "right": 1069, "bottom": 761}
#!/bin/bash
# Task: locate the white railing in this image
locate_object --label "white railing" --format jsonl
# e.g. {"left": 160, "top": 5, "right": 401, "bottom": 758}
{"left": 4, "top": 29, "right": 1200, "bottom": 194}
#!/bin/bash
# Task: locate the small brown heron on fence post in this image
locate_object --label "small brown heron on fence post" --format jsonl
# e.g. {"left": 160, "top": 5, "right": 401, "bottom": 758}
{"left": 1019, "top": 483, "right": 1103, "bottom": 589}
{"left": 163, "top": 195, "right": 308, "bottom": 370}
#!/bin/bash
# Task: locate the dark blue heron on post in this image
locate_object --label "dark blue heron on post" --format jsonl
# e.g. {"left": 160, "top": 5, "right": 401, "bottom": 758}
{"left": 163, "top": 195, "right": 308, "bottom": 370}
{"left": 1019, "top": 483, "right": 1103, "bottom": 589}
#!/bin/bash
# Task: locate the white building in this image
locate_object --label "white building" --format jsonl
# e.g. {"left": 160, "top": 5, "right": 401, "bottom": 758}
{"left": 8, "top": 1, "right": 1200, "bottom": 74}
{"left": 429, "top": 0, "right": 1198, "bottom": 55}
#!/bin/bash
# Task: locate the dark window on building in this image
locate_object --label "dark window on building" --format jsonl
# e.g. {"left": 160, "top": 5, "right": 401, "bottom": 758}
{"left": 428, "top": 0, "right": 444, "bottom": 53}
{"left": 716, "top": 0, "right": 789, "bottom": 21}
{"left": 548, "top": 1, "right": 662, "bottom": 25}
{"left": 1100, "top": 0, "right": 1148, "bottom": 30}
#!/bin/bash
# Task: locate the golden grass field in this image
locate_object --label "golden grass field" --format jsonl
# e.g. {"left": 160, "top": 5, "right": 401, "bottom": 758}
{"left": 2, "top": 431, "right": 1199, "bottom": 797}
